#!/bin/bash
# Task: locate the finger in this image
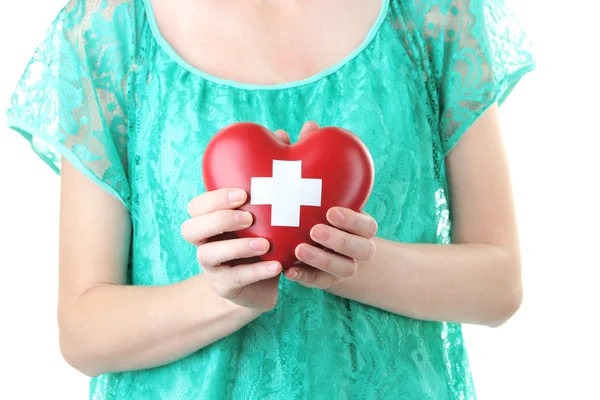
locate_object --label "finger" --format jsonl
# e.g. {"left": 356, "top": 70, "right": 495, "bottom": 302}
{"left": 273, "top": 129, "right": 291, "bottom": 145}
{"left": 196, "top": 237, "right": 270, "bottom": 268}
{"left": 284, "top": 265, "right": 341, "bottom": 289}
{"left": 327, "top": 207, "right": 378, "bottom": 238}
{"left": 298, "top": 121, "right": 320, "bottom": 140}
{"left": 310, "top": 224, "right": 376, "bottom": 262}
{"left": 188, "top": 188, "right": 247, "bottom": 217}
{"left": 206, "top": 260, "right": 282, "bottom": 299}
{"left": 181, "top": 209, "right": 253, "bottom": 243}
{"left": 295, "top": 244, "right": 357, "bottom": 278}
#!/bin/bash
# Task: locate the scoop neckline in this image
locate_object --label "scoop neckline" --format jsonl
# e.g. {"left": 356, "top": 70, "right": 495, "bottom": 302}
{"left": 141, "top": 0, "right": 390, "bottom": 91}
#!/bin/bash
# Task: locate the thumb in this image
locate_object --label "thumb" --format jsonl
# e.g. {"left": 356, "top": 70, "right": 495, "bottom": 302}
{"left": 273, "top": 129, "right": 291, "bottom": 145}
{"left": 299, "top": 121, "right": 320, "bottom": 140}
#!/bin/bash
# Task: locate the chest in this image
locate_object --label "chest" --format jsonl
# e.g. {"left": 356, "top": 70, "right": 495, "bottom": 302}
{"left": 126, "top": 4, "right": 446, "bottom": 285}
{"left": 148, "top": 0, "right": 383, "bottom": 85}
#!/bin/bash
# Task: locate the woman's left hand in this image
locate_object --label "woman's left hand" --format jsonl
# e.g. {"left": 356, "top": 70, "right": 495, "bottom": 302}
{"left": 284, "top": 207, "right": 378, "bottom": 288}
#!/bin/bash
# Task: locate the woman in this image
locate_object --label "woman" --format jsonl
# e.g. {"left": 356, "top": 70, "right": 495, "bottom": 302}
{"left": 7, "top": 0, "right": 535, "bottom": 398}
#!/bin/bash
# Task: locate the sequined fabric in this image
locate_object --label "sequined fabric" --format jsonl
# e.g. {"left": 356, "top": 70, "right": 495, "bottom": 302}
{"left": 6, "top": 0, "right": 534, "bottom": 398}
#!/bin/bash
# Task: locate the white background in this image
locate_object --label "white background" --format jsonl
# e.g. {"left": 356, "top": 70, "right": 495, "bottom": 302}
{"left": 0, "top": 1, "right": 598, "bottom": 399}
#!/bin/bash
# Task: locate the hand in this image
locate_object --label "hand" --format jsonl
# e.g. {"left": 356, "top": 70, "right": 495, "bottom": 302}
{"left": 272, "top": 121, "right": 378, "bottom": 288}
{"left": 181, "top": 188, "right": 282, "bottom": 311}
{"left": 285, "top": 207, "right": 378, "bottom": 289}
{"left": 272, "top": 120, "right": 320, "bottom": 145}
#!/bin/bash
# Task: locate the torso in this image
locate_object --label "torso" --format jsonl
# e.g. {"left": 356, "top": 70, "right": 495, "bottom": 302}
{"left": 150, "top": 0, "right": 383, "bottom": 85}
{"left": 89, "top": 1, "right": 475, "bottom": 398}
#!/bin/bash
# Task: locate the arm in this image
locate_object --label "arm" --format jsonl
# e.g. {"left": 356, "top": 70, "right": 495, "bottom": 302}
{"left": 327, "top": 240, "right": 520, "bottom": 327}
{"left": 327, "top": 105, "right": 522, "bottom": 327}
{"left": 288, "top": 105, "right": 522, "bottom": 327}
{"left": 57, "top": 160, "right": 261, "bottom": 377}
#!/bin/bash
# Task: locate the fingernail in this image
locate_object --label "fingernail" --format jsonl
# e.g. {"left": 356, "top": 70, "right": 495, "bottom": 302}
{"left": 289, "top": 269, "right": 298, "bottom": 279}
{"left": 235, "top": 211, "right": 252, "bottom": 226}
{"left": 330, "top": 208, "right": 345, "bottom": 224}
{"left": 267, "top": 262, "right": 280, "bottom": 272}
{"left": 368, "top": 240, "right": 376, "bottom": 259}
{"left": 228, "top": 189, "right": 246, "bottom": 203}
{"left": 249, "top": 239, "right": 268, "bottom": 251}
{"left": 370, "top": 219, "right": 378, "bottom": 237}
{"left": 312, "top": 226, "right": 330, "bottom": 241}
{"left": 297, "top": 245, "right": 315, "bottom": 261}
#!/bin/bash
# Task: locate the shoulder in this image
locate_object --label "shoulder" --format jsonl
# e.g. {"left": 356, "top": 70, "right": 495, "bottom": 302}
{"left": 61, "top": 0, "right": 136, "bottom": 29}
{"left": 60, "top": 0, "right": 138, "bottom": 45}
{"left": 390, "top": 0, "right": 482, "bottom": 39}
{"left": 62, "top": 0, "right": 135, "bottom": 21}
{"left": 387, "top": 0, "right": 475, "bottom": 53}
{"left": 58, "top": 0, "right": 140, "bottom": 79}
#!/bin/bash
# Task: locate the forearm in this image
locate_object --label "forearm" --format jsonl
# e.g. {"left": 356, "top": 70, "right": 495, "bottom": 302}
{"left": 58, "top": 274, "right": 261, "bottom": 376}
{"left": 327, "top": 238, "right": 522, "bottom": 327}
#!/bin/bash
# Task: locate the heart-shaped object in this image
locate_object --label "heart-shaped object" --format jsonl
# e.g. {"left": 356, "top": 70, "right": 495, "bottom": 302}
{"left": 202, "top": 122, "right": 374, "bottom": 267}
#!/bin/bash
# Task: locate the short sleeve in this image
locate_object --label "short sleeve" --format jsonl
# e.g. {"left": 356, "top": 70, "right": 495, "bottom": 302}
{"left": 6, "top": 0, "right": 136, "bottom": 209}
{"left": 424, "top": 0, "right": 536, "bottom": 155}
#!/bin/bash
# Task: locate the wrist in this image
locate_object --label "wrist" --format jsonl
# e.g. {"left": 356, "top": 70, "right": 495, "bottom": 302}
{"left": 223, "top": 298, "right": 264, "bottom": 321}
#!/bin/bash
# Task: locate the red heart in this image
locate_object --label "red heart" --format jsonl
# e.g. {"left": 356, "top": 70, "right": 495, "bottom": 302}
{"left": 202, "top": 122, "right": 374, "bottom": 267}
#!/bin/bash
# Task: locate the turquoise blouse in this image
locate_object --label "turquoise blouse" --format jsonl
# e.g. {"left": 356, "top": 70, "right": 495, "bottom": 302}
{"left": 7, "top": 0, "right": 535, "bottom": 398}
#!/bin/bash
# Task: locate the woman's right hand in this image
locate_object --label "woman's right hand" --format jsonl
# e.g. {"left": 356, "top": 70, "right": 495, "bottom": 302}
{"left": 181, "top": 188, "right": 281, "bottom": 311}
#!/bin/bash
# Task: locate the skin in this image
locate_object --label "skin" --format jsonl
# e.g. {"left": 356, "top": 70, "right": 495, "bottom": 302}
{"left": 283, "top": 114, "right": 522, "bottom": 327}
{"left": 56, "top": 0, "right": 522, "bottom": 377}
{"left": 149, "top": 0, "right": 382, "bottom": 85}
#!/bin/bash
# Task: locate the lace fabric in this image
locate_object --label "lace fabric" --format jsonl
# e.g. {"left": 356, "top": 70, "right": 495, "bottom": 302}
{"left": 7, "top": 0, "right": 135, "bottom": 208}
{"left": 6, "top": 0, "right": 535, "bottom": 398}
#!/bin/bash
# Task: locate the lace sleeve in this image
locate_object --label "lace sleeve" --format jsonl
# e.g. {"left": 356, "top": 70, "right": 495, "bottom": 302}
{"left": 6, "top": 0, "right": 136, "bottom": 209}
{"left": 425, "top": 0, "right": 536, "bottom": 155}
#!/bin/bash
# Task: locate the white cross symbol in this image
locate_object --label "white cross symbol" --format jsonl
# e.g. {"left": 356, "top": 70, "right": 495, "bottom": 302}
{"left": 250, "top": 160, "right": 322, "bottom": 227}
